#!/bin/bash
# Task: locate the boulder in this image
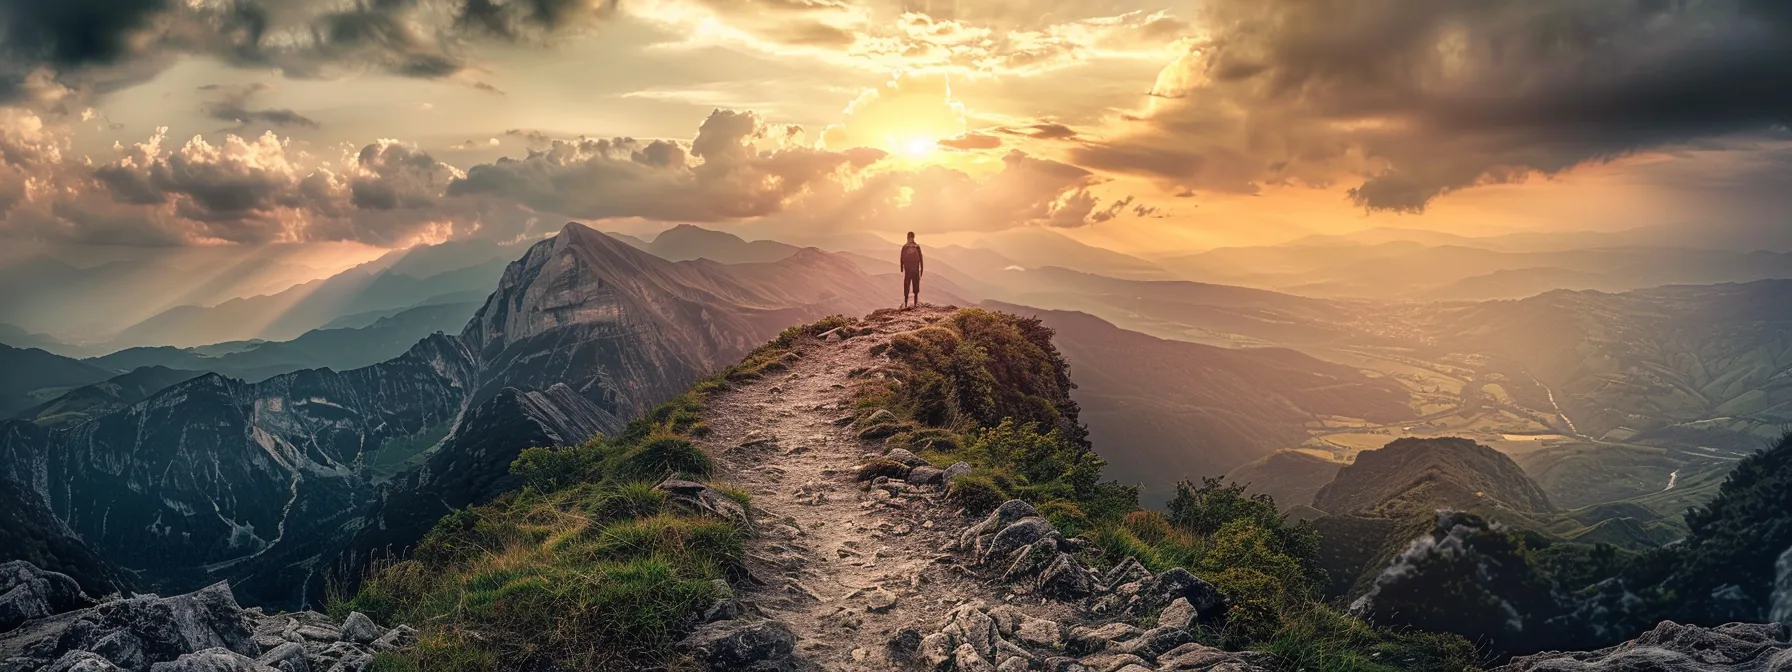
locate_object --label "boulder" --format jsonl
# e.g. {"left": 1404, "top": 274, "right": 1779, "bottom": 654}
{"left": 0, "top": 562, "right": 93, "bottom": 632}
{"left": 1157, "top": 598, "right": 1196, "bottom": 630}
{"left": 145, "top": 647, "right": 270, "bottom": 672}
{"left": 905, "top": 466, "right": 945, "bottom": 486}
{"left": 980, "top": 518, "right": 1059, "bottom": 565}
{"left": 953, "top": 643, "right": 998, "bottom": 672}
{"left": 1068, "top": 622, "right": 1142, "bottom": 654}
{"left": 91, "top": 582, "right": 257, "bottom": 661}
{"left": 39, "top": 651, "right": 124, "bottom": 672}
{"left": 676, "top": 619, "right": 796, "bottom": 671}
{"left": 1039, "top": 553, "right": 1096, "bottom": 600}
{"left": 255, "top": 642, "right": 310, "bottom": 672}
{"left": 1139, "top": 569, "right": 1227, "bottom": 622}
{"left": 337, "top": 613, "right": 382, "bottom": 646}
{"left": 1101, "top": 557, "right": 1152, "bottom": 590}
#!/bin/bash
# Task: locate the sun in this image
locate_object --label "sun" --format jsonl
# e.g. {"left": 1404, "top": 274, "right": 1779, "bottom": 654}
{"left": 896, "top": 135, "right": 938, "bottom": 160}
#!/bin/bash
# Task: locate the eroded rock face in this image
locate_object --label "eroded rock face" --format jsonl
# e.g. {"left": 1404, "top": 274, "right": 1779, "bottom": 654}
{"left": 1497, "top": 621, "right": 1792, "bottom": 672}
{"left": 0, "top": 567, "right": 414, "bottom": 672}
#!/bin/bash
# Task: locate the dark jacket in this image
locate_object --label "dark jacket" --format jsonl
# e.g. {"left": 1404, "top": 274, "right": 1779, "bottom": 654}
{"left": 900, "top": 242, "right": 923, "bottom": 274}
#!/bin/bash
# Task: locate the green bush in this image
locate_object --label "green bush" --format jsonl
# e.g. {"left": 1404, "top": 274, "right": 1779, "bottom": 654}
{"left": 1267, "top": 607, "right": 1478, "bottom": 672}
{"left": 620, "top": 436, "right": 713, "bottom": 481}
{"left": 947, "top": 472, "right": 1011, "bottom": 514}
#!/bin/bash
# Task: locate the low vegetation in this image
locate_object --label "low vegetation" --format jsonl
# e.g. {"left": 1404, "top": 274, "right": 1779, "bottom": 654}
{"left": 333, "top": 318, "right": 850, "bottom": 671}
{"left": 861, "top": 307, "right": 1478, "bottom": 670}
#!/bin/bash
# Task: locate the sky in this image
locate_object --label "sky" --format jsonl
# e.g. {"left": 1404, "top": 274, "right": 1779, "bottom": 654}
{"left": 1, "top": 0, "right": 1791, "bottom": 262}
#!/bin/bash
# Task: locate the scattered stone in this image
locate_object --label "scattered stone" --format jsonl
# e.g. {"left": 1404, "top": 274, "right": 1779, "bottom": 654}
{"left": 1117, "top": 626, "right": 1196, "bottom": 660}
{"left": 257, "top": 642, "right": 310, "bottom": 672}
{"left": 677, "top": 619, "right": 797, "bottom": 671}
{"left": 887, "top": 626, "right": 924, "bottom": 663}
{"left": 1496, "top": 620, "right": 1792, "bottom": 672}
{"left": 865, "top": 588, "right": 899, "bottom": 613}
{"left": 856, "top": 458, "right": 911, "bottom": 482}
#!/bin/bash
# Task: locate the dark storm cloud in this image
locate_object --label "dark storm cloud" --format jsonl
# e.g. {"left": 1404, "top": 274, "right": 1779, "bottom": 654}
{"left": 0, "top": 0, "right": 622, "bottom": 104}
{"left": 1073, "top": 0, "right": 1792, "bottom": 212}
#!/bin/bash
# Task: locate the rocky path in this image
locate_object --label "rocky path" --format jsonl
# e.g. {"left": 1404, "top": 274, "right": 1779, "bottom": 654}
{"left": 697, "top": 306, "right": 1264, "bottom": 672}
{"left": 702, "top": 306, "right": 1034, "bottom": 669}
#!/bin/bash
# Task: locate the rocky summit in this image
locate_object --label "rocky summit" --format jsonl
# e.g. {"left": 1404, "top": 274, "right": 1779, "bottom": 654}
{"left": 0, "top": 561, "right": 413, "bottom": 672}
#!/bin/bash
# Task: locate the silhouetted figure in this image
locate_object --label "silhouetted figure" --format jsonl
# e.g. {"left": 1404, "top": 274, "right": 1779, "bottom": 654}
{"left": 900, "top": 232, "right": 924, "bottom": 308}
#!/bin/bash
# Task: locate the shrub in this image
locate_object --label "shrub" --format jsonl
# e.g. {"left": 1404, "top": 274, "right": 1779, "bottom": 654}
{"left": 856, "top": 458, "right": 909, "bottom": 482}
{"left": 947, "top": 472, "right": 1010, "bottom": 514}
{"left": 1267, "top": 606, "right": 1478, "bottom": 672}
{"left": 620, "top": 436, "right": 713, "bottom": 481}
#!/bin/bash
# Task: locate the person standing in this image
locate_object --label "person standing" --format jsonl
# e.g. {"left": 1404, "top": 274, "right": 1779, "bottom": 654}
{"left": 900, "top": 231, "right": 924, "bottom": 308}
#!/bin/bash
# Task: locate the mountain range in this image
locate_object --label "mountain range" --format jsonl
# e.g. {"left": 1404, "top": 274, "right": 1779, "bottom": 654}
{"left": 0, "top": 224, "right": 905, "bottom": 607}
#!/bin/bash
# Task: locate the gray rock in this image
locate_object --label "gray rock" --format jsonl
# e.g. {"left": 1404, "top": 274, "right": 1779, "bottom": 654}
{"left": 337, "top": 613, "right": 381, "bottom": 646}
{"left": 291, "top": 626, "right": 339, "bottom": 644}
{"left": 1116, "top": 626, "right": 1195, "bottom": 660}
{"left": 981, "top": 517, "right": 1059, "bottom": 565}
{"left": 86, "top": 630, "right": 147, "bottom": 671}
{"left": 323, "top": 654, "right": 370, "bottom": 672}
{"left": 884, "top": 448, "right": 928, "bottom": 466}
{"left": 1157, "top": 598, "right": 1195, "bottom": 630}
{"left": 1068, "top": 622, "right": 1142, "bottom": 654}
{"left": 1495, "top": 620, "right": 1792, "bottom": 672}
{"left": 905, "top": 466, "right": 945, "bottom": 486}
{"left": 997, "top": 656, "right": 1030, "bottom": 672}
{"left": 255, "top": 642, "right": 309, "bottom": 672}
{"left": 146, "top": 647, "right": 270, "bottom": 672}
{"left": 676, "top": 619, "right": 796, "bottom": 670}
{"left": 960, "top": 501, "right": 1041, "bottom": 551}
{"left": 1039, "top": 553, "right": 1096, "bottom": 600}
{"left": 953, "top": 643, "right": 997, "bottom": 672}
{"left": 39, "top": 651, "right": 123, "bottom": 672}
{"left": 1102, "top": 558, "right": 1151, "bottom": 591}
{"left": 1014, "top": 615, "right": 1063, "bottom": 649}
{"left": 0, "top": 562, "right": 92, "bottom": 632}
{"left": 91, "top": 582, "right": 258, "bottom": 661}
{"left": 1140, "top": 568, "right": 1227, "bottom": 621}
{"left": 942, "top": 462, "right": 974, "bottom": 483}
{"left": 1157, "top": 643, "right": 1256, "bottom": 670}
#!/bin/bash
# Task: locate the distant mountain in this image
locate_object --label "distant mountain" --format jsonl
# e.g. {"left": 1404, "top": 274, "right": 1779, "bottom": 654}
{"left": 1305, "top": 437, "right": 1564, "bottom": 598}
{"left": 1314, "top": 437, "right": 1554, "bottom": 517}
{"left": 91, "top": 301, "right": 482, "bottom": 382}
{"left": 985, "top": 302, "right": 1413, "bottom": 505}
{"left": 103, "top": 240, "right": 523, "bottom": 349}
{"left": 0, "top": 323, "right": 66, "bottom": 352}
{"left": 16, "top": 366, "right": 205, "bottom": 428}
{"left": 1224, "top": 450, "right": 1343, "bottom": 510}
{"left": 640, "top": 224, "right": 803, "bottom": 264}
{"left": 0, "top": 224, "right": 909, "bottom": 608}
{"left": 0, "top": 344, "right": 116, "bottom": 418}
{"left": 969, "top": 228, "right": 1175, "bottom": 281}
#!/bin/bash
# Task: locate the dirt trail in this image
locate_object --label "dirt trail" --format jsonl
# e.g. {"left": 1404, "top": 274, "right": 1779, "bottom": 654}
{"left": 702, "top": 305, "right": 1074, "bottom": 670}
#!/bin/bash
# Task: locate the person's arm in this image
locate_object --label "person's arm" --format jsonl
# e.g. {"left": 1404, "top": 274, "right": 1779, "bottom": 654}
{"left": 918, "top": 248, "right": 923, "bottom": 276}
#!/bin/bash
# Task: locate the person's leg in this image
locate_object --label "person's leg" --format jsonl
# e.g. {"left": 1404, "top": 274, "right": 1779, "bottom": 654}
{"left": 911, "top": 273, "right": 921, "bottom": 306}
{"left": 902, "top": 273, "right": 913, "bottom": 307}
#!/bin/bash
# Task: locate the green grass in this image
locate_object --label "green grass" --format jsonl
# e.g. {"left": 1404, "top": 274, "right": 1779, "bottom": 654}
{"left": 336, "top": 316, "right": 856, "bottom": 671}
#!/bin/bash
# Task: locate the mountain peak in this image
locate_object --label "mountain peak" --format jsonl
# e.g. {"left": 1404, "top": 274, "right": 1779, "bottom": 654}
{"left": 1313, "top": 437, "right": 1554, "bottom": 517}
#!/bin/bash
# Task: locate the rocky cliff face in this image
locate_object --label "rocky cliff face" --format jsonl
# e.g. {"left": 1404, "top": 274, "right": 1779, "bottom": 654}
{"left": 0, "top": 223, "right": 900, "bottom": 609}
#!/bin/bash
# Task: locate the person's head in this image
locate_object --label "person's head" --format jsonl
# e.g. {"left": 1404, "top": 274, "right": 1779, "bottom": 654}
{"left": 906, "top": 231, "right": 915, "bottom": 242}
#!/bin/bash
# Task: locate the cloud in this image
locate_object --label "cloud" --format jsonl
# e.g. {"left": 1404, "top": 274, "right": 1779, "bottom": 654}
{"left": 1073, "top": 0, "right": 1792, "bottom": 212}
{"left": 939, "top": 132, "right": 1001, "bottom": 150}
{"left": 0, "top": 0, "right": 623, "bottom": 104}
{"left": 203, "top": 83, "right": 319, "bottom": 130}
{"left": 449, "top": 109, "right": 874, "bottom": 221}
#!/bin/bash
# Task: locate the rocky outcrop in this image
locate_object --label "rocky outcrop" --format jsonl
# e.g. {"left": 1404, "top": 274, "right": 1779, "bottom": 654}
{"left": 1497, "top": 621, "right": 1792, "bottom": 671}
{"left": 0, "top": 563, "right": 93, "bottom": 633}
{"left": 897, "top": 500, "right": 1259, "bottom": 672}
{"left": 0, "top": 564, "right": 414, "bottom": 672}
